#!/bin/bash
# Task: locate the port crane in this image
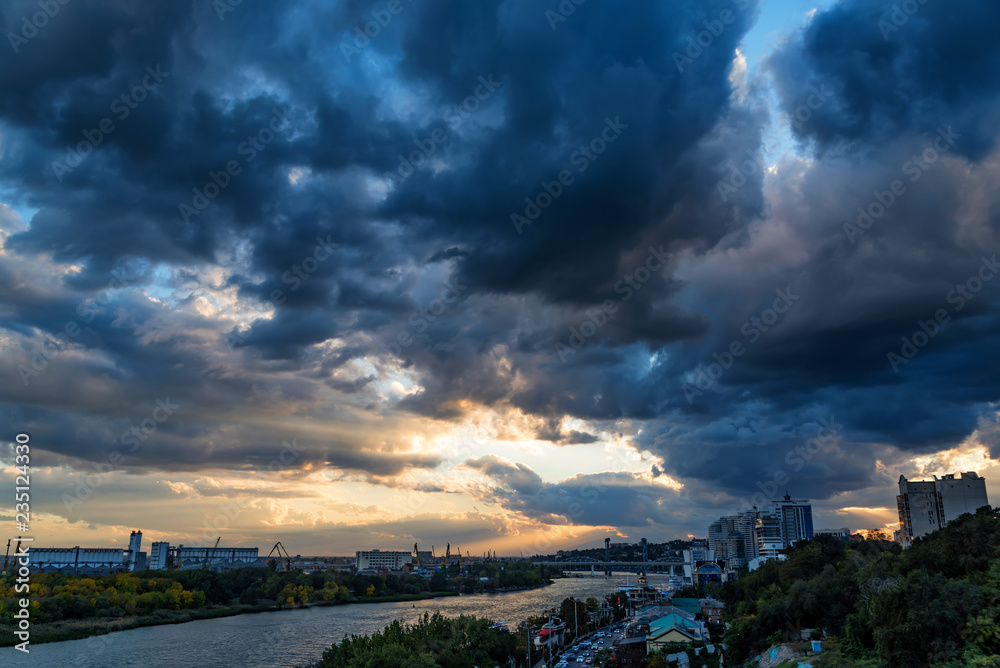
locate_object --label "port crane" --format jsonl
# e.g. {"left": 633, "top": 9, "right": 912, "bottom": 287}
{"left": 2, "top": 538, "right": 13, "bottom": 576}
{"left": 413, "top": 543, "right": 420, "bottom": 568}
{"left": 174, "top": 544, "right": 184, "bottom": 570}
{"left": 203, "top": 536, "right": 221, "bottom": 569}
{"left": 437, "top": 543, "right": 451, "bottom": 574}
{"left": 266, "top": 541, "right": 294, "bottom": 571}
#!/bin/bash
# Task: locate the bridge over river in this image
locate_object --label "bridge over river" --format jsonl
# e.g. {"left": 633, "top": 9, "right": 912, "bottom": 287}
{"left": 533, "top": 560, "right": 686, "bottom": 576}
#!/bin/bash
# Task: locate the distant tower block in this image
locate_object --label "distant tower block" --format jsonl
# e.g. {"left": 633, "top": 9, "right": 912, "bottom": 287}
{"left": 128, "top": 530, "right": 142, "bottom": 572}
{"left": 897, "top": 471, "right": 989, "bottom": 546}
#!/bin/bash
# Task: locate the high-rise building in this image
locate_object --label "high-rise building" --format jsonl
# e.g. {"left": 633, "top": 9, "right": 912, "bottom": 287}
{"left": 707, "top": 517, "right": 735, "bottom": 554}
{"left": 897, "top": 471, "right": 989, "bottom": 546}
{"left": 708, "top": 497, "right": 813, "bottom": 570}
{"left": 708, "top": 512, "right": 758, "bottom": 568}
{"left": 772, "top": 494, "right": 814, "bottom": 547}
{"left": 734, "top": 509, "right": 760, "bottom": 563}
{"left": 937, "top": 472, "right": 991, "bottom": 522}
{"left": 754, "top": 514, "right": 783, "bottom": 559}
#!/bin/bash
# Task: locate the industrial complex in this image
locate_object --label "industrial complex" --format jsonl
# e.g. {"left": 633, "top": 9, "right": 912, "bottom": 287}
{"left": 7, "top": 530, "right": 262, "bottom": 575}
{"left": 7, "top": 473, "right": 988, "bottom": 578}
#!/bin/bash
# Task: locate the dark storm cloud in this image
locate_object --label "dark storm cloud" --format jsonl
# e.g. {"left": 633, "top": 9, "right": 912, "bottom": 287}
{"left": 1, "top": 0, "right": 997, "bottom": 523}
{"left": 622, "top": 0, "right": 1000, "bottom": 502}
{"left": 1, "top": 0, "right": 761, "bottom": 377}
{"left": 767, "top": 0, "right": 1000, "bottom": 160}
{"left": 466, "top": 455, "right": 679, "bottom": 527}
{"left": 0, "top": 395, "right": 440, "bottom": 478}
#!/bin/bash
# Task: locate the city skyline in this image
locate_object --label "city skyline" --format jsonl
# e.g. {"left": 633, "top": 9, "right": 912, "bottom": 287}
{"left": 3, "top": 0, "right": 1000, "bottom": 557}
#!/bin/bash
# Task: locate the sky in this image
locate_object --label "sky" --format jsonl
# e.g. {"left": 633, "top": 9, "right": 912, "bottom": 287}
{"left": 1, "top": 0, "right": 999, "bottom": 557}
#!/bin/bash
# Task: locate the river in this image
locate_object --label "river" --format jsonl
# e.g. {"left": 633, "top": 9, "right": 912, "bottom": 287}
{"left": 3, "top": 572, "right": 671, "bottom": 667}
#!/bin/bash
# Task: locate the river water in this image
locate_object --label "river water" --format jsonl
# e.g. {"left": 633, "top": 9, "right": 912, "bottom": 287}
{"left": 3, "top": 573, "right": 671, "bottom": 667}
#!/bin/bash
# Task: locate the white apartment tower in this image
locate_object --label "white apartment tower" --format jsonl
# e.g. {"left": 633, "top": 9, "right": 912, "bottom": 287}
{"left": 897, "top": 471, "right": 989, "bottom": 546}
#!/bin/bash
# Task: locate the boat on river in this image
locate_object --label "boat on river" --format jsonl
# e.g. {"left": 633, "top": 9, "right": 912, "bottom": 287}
{"left": 618, "top": 574, "right": 669, "bottom": 606}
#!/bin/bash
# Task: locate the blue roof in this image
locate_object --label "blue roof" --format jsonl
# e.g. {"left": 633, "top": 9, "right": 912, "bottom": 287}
{"left": 669, "top": 598, "right": 702, "bottom": 613}
{"left": 650, "top": 614, "right": 698, "bottom": 631}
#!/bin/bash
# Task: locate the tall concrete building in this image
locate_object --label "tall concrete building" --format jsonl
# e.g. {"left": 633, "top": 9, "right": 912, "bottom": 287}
{"left": 707, "top": 517, "right": 740, "bottom": 564}
{"left": 897, "top": 471, "right": 990, "bottom": 546}
{"left": 772, "top": 494, "right": 814, "bottom": 547}
{"left": 149, "top": 541, "right": 170, "bottom": 570}
{"left": 734, "top": 509, "right": 760, "bottom": 563}
{"left": 709, "top": 497, "right": 813, "bottom": 569}
{"left": 708, "top": 510, "right": 760, "bottom": 568}
{"left": 127, "top": 530, "right": 143, "bottom": 572}
{"left": 938, "top": 472, "right": 991, "bottom": 520}
{"left": 754, "top": 514, "right": 784, "bottom": 559}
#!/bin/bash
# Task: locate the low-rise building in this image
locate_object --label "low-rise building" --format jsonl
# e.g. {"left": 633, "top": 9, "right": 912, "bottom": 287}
{"left": 699, "top": 598, "right": 724, "bottom": 623}
{"left": 29, "top": 547, "right": 130, "bottom": 574}
{"left": 355, "top": 549, "right": 413, "bottom": 571}
{"left": 612, "top": 636, "right": 648, "bottom": 666}
{"left": 646, "top": 614, "right": 703, "bottom": 652}
{"left": 815, "top": 527, "right": 851, "bottom": 540}
{"left": 680, "top": 542, "right": 733, "bottom": 585}
{"left": 176, "top": 546, "right": 259, "bottom": 571}
{"left": 148, "top": 542, "right": 259, "bottom": 571}
{"left": 668, "top": 598, "right": 703, "bottom": 618}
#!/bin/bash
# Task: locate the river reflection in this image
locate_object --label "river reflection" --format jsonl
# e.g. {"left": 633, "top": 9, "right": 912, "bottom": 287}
{"left": 4, "top": 573, "right": 673, "bottom": 668}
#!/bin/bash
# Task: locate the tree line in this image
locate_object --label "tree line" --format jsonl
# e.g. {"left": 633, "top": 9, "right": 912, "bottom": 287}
{"left": 718, "top": 506, "right": 1000, "bottom": 667}
{"left": 0, "top": 559, "right": 562, "bottom": 627}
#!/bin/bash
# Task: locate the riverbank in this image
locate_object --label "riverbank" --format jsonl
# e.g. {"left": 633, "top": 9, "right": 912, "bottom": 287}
{"left": 0, "top": 581, "right": 563, "bottom": 648}
{"left": 0, "top": 591, "right": 460, "bottom": 647}
{"left": 3, "top": 572, "right": 661, "bottom": 665}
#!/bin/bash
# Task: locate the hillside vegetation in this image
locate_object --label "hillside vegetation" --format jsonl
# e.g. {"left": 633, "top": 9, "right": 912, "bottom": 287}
{"left": 317, "top": 613, "right": 518, "bottom": 668}
{"left": 719, "top": 506, "right": 1000, "bottom": 667}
